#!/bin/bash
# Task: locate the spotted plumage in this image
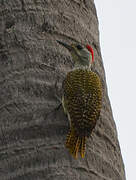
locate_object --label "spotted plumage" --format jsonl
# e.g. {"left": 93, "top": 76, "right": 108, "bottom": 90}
{"left": 62, "top": 69, "right": 102, "bottom": 158}
{"left": 56, "top": 40, "right": 102, "bottom": 158}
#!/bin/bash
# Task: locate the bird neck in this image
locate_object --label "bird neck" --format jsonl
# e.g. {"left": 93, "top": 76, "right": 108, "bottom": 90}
{"left": 74, "top": 62, "right": 91, "bottom": 70}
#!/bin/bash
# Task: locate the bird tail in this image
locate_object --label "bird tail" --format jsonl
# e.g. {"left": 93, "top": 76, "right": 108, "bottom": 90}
{"left": 65, "top": 129, "right": 86, "bottom": 158}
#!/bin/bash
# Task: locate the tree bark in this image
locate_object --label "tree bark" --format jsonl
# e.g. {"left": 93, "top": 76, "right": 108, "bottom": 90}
{"left": 0, "top": 0, "right": 126, "bottom": 179}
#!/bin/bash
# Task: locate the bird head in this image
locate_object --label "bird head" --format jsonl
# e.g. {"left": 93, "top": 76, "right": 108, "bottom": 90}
{"left": 57, "top": 40, "right": 94, "bottom": 68}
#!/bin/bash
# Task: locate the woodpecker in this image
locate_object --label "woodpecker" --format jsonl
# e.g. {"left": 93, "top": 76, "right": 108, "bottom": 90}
{"left": 57, "top": 40, "right": 102, "bottom": 159}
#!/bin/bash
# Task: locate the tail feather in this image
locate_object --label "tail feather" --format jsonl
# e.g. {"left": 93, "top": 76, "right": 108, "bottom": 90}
{"left": 65, "top": 129, "right": 86, "bottom": 158}
{"left": 79, "top": 136, "right": 86, "bottom": 158}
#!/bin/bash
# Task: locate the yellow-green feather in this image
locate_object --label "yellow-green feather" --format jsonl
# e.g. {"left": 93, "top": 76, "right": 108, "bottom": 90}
{"left": 62, "top": 69, "right": 102, "bottom": 158}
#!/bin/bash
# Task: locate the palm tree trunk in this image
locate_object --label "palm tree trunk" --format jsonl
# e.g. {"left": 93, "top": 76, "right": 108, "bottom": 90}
{"left": 0, "top": 0, "right": 126, "bottom": 179}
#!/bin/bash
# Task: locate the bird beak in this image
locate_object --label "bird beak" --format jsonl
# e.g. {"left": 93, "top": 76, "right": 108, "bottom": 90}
{"left": 56, "top": 40, "right": 73, "bottom": 51}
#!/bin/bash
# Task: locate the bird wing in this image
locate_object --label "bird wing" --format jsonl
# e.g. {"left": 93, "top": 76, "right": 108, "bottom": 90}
{"left": 63, "top": 69, "right": 102, "bottom": 137}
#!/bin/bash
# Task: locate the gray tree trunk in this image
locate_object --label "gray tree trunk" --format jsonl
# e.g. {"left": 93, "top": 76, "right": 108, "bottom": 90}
{"left": 0, "top": 0, "right": 126, "bottom": 179}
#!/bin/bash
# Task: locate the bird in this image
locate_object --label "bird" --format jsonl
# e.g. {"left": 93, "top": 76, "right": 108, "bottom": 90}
{"left": 57, "top": 40, "right": 102, "bottom": 159}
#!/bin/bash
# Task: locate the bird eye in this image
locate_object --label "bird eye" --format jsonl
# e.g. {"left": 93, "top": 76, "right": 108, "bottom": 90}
{"left": 76, "top": 45, "right": 83, "bottom": 50}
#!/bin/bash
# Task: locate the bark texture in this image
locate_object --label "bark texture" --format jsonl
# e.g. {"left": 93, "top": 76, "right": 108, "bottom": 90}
{"left": 0, "top": 0, "right": 126, "bottom": 179}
